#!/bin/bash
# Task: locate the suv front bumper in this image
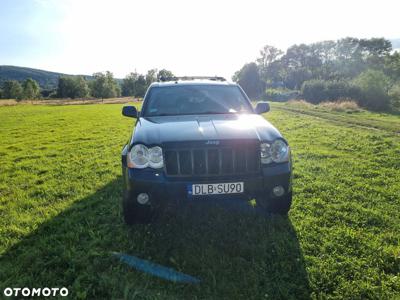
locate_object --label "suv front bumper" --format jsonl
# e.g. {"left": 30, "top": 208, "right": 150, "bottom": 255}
{"left": 122, "top": 162, "right": 292, "bottom": 206}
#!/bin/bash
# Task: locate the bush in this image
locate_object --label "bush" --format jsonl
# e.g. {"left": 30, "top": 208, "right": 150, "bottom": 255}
{"left": 301, "top": 80, "right": 327, "bottom": 104}
{"left": 264, "top": 88, "right": 300, "bottom": 101}
{"left": 353, "top": 70, "right": 391, "bottom": 111}
{"left": 325, "top": 81, "right": 361, "bottom": 101}
{"left": 301, "top": 71, "right": 393, "bottom": 111}
{"left": 388, "top": 83, "right": 400, "bottom": 110}
{"left": 301, "top": 80, "right": 361, "bottom": 104}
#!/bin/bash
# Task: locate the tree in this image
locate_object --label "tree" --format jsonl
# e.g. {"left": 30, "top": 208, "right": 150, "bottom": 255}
{"left": 22, "top": 78, "right": 40, "bottom": 99}
{"left": 359, "top": 38, "right": 392, "bottom": 58}
{"left": 279, "top": 44, "right": 320, "bottom": 89}
{"left": 157, "top": 69, "right": 174, "bottom": 80}
{"left": 90, "top": 71, "right": 120, "bottom": 99}
{"left": 256, "top": 45, "right": 283, "bottom": 85}
{"left": 335, "top": 37, "right": 363, "bottom": 78}
{"left": 122, "top": 69, "right": 174, "bottom": 97}
{"left": 236, "top": 38, "right": 397, "bottom": 91}
{"left": 90, "top": 73, "right": 106, "bottom": 99}
{"left": 257, "top": 45, "right": 283, "bottom": 69}
{"left": 74, "top": 76, "right": 90, "bottom": 98}
{"left": 311, "top": 40, "right": 337, "bottom": 80}
{"left": 2, "top": 80, "right": 23, "bottom": 100}
{"left": 145, "top": 69, "right": 158, "bottom": 87}
{"left": 389, "top": 83, "right": 400, "bottom": 110}
{"left": 57, "top": 76, "right": 89, "bottom": 99}
{"left": 384, "top": 52, "right": 400, "bottom": 80}
{"left": 232, "top": 63, "right": 265, "bottom": 99}
{"left": 122, "top": 72, "right": 138, "bottom": 96}
{"left": 57, "top": 76, "right": 74, "bottom": 98}
{"left": 360, "top": 38, "right": 392, "bottom": 70}
{"left": 134, "top": 75, "right": 147, "bottom": 97}
{"left": 233, "top": 37, "right": 399, "bottom": 111}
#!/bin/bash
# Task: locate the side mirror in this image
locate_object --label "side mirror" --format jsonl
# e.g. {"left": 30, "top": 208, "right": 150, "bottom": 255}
{"left": 255, "top": 102, "right": 270, "bottom": 114}
{"left": 122, "top": 106, "right": 138, "bottom": 118}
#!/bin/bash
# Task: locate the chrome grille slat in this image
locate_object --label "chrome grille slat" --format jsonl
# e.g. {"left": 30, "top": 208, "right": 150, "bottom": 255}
{"left": 218, "top": 149, "right": 223, "bottom": 175}
{"left": 232, "top": 148, "right": 236, "bottom": 173}
{"left": 190, "top": 149, "right": 195, "bottom": 173}
{"left": 205, "top": 149, "right": 209, "bottom": 174}
{"left": 244, "top": 148, "right": 249, "bottom": 171}
{"left": 176, "top": 151, "right": 181, "bottom": 175}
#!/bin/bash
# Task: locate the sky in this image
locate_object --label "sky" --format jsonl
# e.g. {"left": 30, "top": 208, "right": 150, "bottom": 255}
{"left": 0, "top": 0, "right": 399, "bottom": 79}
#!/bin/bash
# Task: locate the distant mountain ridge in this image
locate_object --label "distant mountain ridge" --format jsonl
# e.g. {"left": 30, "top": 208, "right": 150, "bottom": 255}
{"left": 0, "top": 66, "right": 94, "bottom": 90}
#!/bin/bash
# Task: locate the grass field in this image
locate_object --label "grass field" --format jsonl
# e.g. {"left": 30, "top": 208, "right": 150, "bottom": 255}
{"left": 0, "top": 102, "right": 399, "bottom": 299}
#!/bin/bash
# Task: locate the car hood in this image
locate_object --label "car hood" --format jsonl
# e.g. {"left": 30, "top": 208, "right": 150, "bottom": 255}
{"left": 130, "top": 114, "right": 283, "bottom": 146}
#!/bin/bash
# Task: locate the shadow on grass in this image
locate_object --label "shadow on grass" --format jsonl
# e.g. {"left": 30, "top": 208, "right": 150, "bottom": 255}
{"left": 0, "top": 177, "right": 310, "bottom": 299}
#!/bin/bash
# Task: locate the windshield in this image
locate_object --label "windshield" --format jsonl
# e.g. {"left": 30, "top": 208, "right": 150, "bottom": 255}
{"left": 142, "top": 85, "right": 253, "bottom": 117}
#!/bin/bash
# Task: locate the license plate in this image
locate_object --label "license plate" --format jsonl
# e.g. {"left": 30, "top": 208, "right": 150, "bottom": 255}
{"left": 188, "top": 182, "right": 244, "bottom": 196}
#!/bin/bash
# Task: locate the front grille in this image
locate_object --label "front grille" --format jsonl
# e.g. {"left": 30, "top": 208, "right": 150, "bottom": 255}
{"left": 164, "top": 144, "right": 260, "bottom": 177}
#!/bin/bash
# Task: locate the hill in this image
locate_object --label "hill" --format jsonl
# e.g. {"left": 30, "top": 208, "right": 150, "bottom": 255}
{"left": 0, "top": 65, "right": 93, "bottom": 90}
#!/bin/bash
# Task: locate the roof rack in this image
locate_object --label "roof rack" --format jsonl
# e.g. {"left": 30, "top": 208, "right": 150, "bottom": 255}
{"left": 158, "top": 76, "right": 226, "bottom": 82}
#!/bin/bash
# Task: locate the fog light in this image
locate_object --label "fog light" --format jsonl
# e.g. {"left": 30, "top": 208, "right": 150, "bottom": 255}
{"left": 273, "top": 186, "right": 285, "bottom": 197}
{"left": 137, "top": 193, "right": 150, "bottom": 205}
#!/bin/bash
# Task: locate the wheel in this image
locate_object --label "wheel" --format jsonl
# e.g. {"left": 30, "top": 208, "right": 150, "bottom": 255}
{"left": 122, "top": 192, "right": 153, "bottom": 225}
{"left": 257, "top": 192, "right": 292, "bottom": 215}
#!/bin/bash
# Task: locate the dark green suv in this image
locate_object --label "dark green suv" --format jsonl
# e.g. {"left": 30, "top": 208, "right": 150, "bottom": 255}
{"left": 121, "top": 77, "right": 292, "bottom": 224}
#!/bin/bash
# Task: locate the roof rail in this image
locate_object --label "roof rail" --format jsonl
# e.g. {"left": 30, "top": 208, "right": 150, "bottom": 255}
{"left": 158, "top": 76, "right": 226, "bottom": 82}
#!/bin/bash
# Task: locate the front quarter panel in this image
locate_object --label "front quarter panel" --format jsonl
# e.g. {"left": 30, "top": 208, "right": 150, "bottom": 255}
{"left": 253, "top": 115, "right": 283, "bottom": 142}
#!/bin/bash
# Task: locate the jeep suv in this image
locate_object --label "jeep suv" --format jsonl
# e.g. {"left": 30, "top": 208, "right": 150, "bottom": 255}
{"left": 121, "top": 77, "right": 292, "bottom": 224}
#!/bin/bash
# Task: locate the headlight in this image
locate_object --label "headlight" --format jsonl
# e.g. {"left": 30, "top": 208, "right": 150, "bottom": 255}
{"left": 260, "top": 143, "right": 272, "bottom": 164}
{"left": 271, "top": 139, "right": 289, "bottom": 162}
{"left": 260, "top": 140, "right": 289, "bottom": 164}
{"left": 128, "top": 144, "right": 164, "bottom": 169}
{"left": 148, "top": 146, "right": 163, "bottom": 168}
{"left": 128, "top": 144, "right": 149, "bottom": 168}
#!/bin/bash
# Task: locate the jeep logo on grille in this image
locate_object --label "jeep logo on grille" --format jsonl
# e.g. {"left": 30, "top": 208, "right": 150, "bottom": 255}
{"left": 205, "top": 140, "right": 220, "bottom": 145}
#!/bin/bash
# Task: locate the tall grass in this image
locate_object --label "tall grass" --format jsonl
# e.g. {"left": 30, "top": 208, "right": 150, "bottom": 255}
{"left": 288, "top": 99, "right": 361, "bottom": 112}
{"left": 319, "top": 99, "right": 361, "bottom": 112}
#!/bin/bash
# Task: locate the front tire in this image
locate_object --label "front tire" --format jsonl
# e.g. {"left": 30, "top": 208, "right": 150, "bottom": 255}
{"left": 122, "top": 192, "right": 153, "bottom": 225}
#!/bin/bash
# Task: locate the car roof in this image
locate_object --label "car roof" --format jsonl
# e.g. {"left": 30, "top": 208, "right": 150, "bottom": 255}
{"left": 150, "top": 79, "right": 237, "bottom": 88}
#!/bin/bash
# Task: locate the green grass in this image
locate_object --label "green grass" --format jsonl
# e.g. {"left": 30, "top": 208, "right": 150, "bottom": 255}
{"left": 0, "top": 102, "right": 399, "bottom": 299}
{"left": 274, "top": 101, "right": 400, "bottom": 134}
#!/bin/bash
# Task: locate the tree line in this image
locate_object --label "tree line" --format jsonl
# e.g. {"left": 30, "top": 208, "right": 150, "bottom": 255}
{"left": 0, "top": 78, "right": 40, "bottom": 100}
{"left": 0, "top": 69, "right": 174, "bottom": 101}
{"left": 233, "top": 37, "right": 400, "bottom": 111}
